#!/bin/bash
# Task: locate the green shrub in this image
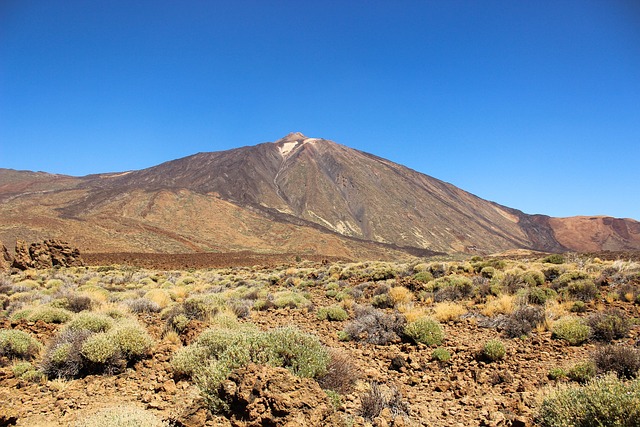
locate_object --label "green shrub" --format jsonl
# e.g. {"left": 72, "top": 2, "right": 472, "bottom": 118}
{"left": 109, "top": 321, "right": 154, "bottom": 359}
{"left": 593, "top": 345, "right": 640, "bottom": 379}
{"left": 404, "top": 317, "right": 444, "bottom": 346}
{"left": 272, "top": 291, "right": 310, "bottom": 309}
{"left": 542, "top": 254, "right": 565, "bottom": 264}
{"left": 65, "top": 312, "right": 114, "bottom": 333}
{"left": 317, "top": 305, "right": 349, "bottom": 321}
{"left": 588, "top": 309, "right": 630, "bottom": 342}
{"left": 173, "top": 324, "right": 329, "bottom": 414}
{"left": 567, "top": 361, "right": 596, "bottom": 384}
{"left": 482, "top": 339, "right": 506, "bottom": 362}
{"left": 570, "top": 301, "right": 587, "bottom": 313}
{"left": 81, "top": 333, "right": 121, "bottom": 364}
{"left": 552, "top": 316, "right": 591, "bottom": 345}
{"left": 74, "top": 405, "right": 167, "bottom": 427}
{"left": 536, "top": 373, "right": 640, "bottom": 427}
{"left": 548, "top": 367, "right": 567, "bottom": 380}
{"left": 25, "top": 306, "right": 73, "bottom": 324}
{"left": 413, "top": 271, "right": 434, "bottom": 283}
{"left": 0, "top": 329, "right": 41, "bottom": 359}
{"left": 431, "top": 347, "right": 451, "bottom": 362}
{"left": 566, "top": 279, "right": 598, "bottom": 302}
{"left": 526, "top": 287, "right": 556, "bottom": 305}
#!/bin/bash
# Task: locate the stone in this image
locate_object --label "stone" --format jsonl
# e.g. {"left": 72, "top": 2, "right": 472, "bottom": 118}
{"left": 11, "top": 239, "right": 84, "bottom": 270}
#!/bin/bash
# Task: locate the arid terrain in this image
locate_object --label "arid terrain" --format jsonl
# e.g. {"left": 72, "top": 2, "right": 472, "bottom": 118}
{"left": 1, "top": 250, "right": 639, "bottom": 426}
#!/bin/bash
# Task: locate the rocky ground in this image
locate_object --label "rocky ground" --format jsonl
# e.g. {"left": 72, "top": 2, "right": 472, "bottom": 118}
{"left": 1, "top": 255, "right": 639, "bottom": 427}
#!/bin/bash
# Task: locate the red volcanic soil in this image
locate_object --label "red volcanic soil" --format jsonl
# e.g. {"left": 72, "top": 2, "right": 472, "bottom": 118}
{"left": 83, "top": 252, "right": 349, "bottom": 270}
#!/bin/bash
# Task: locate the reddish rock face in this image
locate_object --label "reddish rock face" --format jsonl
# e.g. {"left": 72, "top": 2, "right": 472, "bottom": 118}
{"left": 11, "top": 240, "right": 84, "bottom": 270}
{"left": 0, "top": 241, "right": 12, "bottom": 271}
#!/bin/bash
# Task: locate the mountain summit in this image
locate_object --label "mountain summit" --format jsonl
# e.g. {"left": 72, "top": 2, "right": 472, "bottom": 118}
{"left": 1, "top": 134, "right": 639, "bottom": 257}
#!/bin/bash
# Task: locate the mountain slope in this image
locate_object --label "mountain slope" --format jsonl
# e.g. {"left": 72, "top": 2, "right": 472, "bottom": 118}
{"left": 1, "top": 133, "right": 639, "bottom": 256}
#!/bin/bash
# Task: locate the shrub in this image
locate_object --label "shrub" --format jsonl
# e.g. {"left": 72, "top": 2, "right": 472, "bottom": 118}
{"left": 413, "top": 271, "right": 434, "bottom": 283}
{"left": 40, "top": 329, "right": 91, "bottom": 379}
{"left": 342, "top": 306, "right": 406, "bottom": 345}
{"left": 548, "top": 367, "right": 567, "bottom": 380}
{"left": 109, "top": 321, "right": 154, "bottom": 360}
{"left": 317, "top": 350, "right": 359, "bottom": 394}
{"left": 542, "top": 254, "right": 565, "bottom": 264}
{"left": 566, "top": 279, "right": 598, "bottom": 302}
{"left": 588, "top": 309, "right": 630, "bottom": 342}
{"left": 431, "top": 275, "right": 474, "bottom": 301}
{"left": 371, "top": 293, "right": 393, "bottom": 309}
{"left": 0, "top": 329, "right": 41, "bottom": 359}
{"left": 536, "top": 373, "right": 640, "bottom": 426}
{"left": 567, "top": 361, "right": 596, "bottom": 384}
{"left": 52, "top": 293, "right": 93, "bottom": 313}
{"left": 504, "top": 305, "right": 545, "bottom": 338}
{"left": 552, "top": 316, "right": 591, "bottom": 345}
{"left": 593, "top": 345, "right": 640, "bottom": 379}
{"left": 526, "top": 287, "right": 556, "bottom": 305}
{"left": 272, "top": 291, "right": 310, "bottom": 309}
{"left": 74, "top": 405, "right": 167, "bottom": 427}
{"left": 570, "top": 301, "right": 586, "bottom": 313}
{"left": 317, "top": 305, "right": 349, "bottom": 321}
{"left": 126, "top": 298, "right": 161, "bottom": 313}
{"left": 404, "top": 317, "right": 444, "bottom": 346}
{"left": 482, "top": 339, "right": 506, "bottom": 362}
{"left": 359, "top": 382, "right": 409, "bottom": 421}
{"left": 81, "top": 333, "right": 121, "bottom": 365}
{"left": 65, "top": 312, "right": 114, "bottom": 333}
{"left": 27, "top": 306, "right": 73, "bottom": 324}
{"left": 432, "top": 347, "right": 451, "bottom": 362}
{"left": 265, "top": 327, "right": 329, "bottom": 378}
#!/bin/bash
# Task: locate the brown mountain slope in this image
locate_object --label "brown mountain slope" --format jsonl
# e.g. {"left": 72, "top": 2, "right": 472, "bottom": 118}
{"left": 1, "top": 133, "right": 638, "bottom": 255}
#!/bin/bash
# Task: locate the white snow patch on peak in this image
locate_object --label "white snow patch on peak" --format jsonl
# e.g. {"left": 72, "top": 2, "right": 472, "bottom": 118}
{"left": 279, "top": 141, "right": 299, "bottom": 156}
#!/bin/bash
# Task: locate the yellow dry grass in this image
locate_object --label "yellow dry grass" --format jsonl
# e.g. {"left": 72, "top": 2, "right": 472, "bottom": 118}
{"left": 432, "top": 301, "right": 467, "bottom": 322}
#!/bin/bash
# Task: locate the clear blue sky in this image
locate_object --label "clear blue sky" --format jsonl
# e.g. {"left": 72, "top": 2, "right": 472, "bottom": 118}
{"left": 1, "top": 1, "right": 639, "bottom": 220}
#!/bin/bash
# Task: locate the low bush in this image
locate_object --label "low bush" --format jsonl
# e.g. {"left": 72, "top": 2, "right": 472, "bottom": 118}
{"left": 504, "top": 305, "right": 545, "bottom": 338}
{"left": 173, "top": 324, "right": 329, "bottom": 414}
{"left": 74, "top": 405, "right": 167, "bottom": 427}
{"left": 65, "top": 312, "right": 114, "bottom": 333}
{"left": 126, "top": 298, "right": 161, "bottom": 313}
{"left": 40, "top": 329, "right": 91, "bottom": 379}
{"left": 536, "top": 373, "right": 640, "bottom": 426}
{"left": 482, "top": 339, "right": 506, "bottom": 362}
{"left": 593, "top": 345, "right": 640, "bottom": 379}
{"left": 14, "top": 306, "right": 73, "bottom": 324}
{"left": 109, "top": 321, "right": 154, "bottom": 360}
{"left": 547, "top": 367, "right": 567, "bottom": 380}
{"left": 317, "top": 305, "right": 349, "bottom": 321}
{"left": 0, "top": 329, "right": 41, "bottom": 359}
{"left": 552, "top": 316, "right": 591, "bottom": 345}
{"left": 317, "top": 350, "right": 359, "bottom": 394}
{"left": 525, "top": 287, "right": 556, "bottom": 305}
{"left": 567, "top": 361, "right": 596, "bottom": 384}
{"left": 404, "top": 317, "right": 444, "bottom": 346}
{"left": 542, "top": 254, "right": 565, "bottom": 264}
{"left": 360, "top": 382, "right": 409, "bottom": 421}
{"left": 342, "top": 306, "right": 406, "bottom": 345}
{"left": 431, "top": 347, "right": 451, "bottom": 362}
{"left": 588, "top": 309, "right": 630, "bottom": 342}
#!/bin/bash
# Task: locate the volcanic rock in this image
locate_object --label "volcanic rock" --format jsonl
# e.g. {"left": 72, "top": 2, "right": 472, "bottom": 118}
{"left": 11, "top": 240, "right": 84, "bottom": 270}
{"left": 218, "top": 363, "right": 342, "bottom": 427}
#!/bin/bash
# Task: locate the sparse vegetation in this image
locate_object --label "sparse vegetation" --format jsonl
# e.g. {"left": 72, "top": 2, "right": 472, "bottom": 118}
{"left": 1, "top": 254, "right": 640, "bottom": 426}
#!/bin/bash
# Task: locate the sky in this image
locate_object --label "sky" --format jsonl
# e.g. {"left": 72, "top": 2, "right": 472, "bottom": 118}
{"left": 1, "top": 1, "right": 639, "bottom": 220}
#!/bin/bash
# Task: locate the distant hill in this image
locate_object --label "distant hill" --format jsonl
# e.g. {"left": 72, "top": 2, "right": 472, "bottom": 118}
{"left": 1, "top": 132, "right": 638, "bottom": 258}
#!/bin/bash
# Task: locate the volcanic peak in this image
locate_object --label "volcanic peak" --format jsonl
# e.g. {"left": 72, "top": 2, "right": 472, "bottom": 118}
{"left": 275, "top": 132, "right": 322, "bottom": 157}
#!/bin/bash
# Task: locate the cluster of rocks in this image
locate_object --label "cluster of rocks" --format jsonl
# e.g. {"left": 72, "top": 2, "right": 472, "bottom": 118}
{"left": 0, "top": 239, "right": 84, "bottom": 271}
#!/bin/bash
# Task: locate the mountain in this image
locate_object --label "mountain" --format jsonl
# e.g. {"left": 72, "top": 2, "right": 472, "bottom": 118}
{"left": 1, "top": 133, "right": 639, "bottom": 258}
